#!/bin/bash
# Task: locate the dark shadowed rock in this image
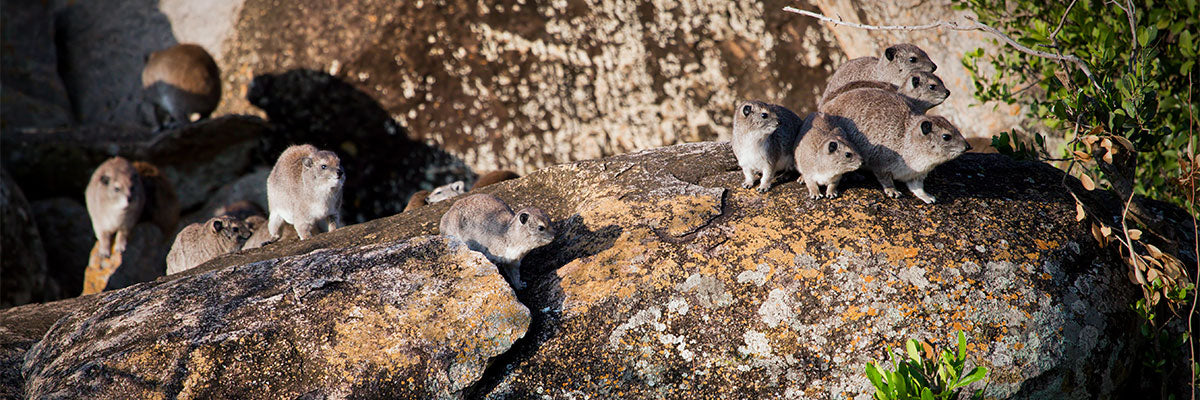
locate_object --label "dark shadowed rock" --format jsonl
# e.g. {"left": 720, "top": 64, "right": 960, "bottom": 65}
{"left": 30, "top": 198, "right": 94, "bottom": 301}
{"left": 1, "top": 115, "right": 268, "bottom": 210}
{"left": 0, "top": 0, "right": 73, "bottom": 130}
{"left": 80, "top": 222, "right": 168, "bottom": 294}
{"left": 23, "top": 236, "right": 529, "bottom": 399}
{"left": 0, "top": 169, "right": 48, "bottom": 307}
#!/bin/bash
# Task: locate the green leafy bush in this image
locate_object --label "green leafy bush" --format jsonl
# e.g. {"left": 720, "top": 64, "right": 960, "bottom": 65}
{"left": 864, "top": 331, "right": 987, "bottom": 400}
{"left": 955, "top": 0, "right": 1198, "bottom": 210}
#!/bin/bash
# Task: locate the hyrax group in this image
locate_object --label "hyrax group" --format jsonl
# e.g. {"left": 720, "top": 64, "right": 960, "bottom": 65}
{"left": 86, "top": 42, "right": 967, "bottom": 291}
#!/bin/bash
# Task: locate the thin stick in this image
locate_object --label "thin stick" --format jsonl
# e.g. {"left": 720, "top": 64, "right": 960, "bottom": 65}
{"left": 782, "top": 7, "right": 1102, "bottom": 91}
{"left": 1050, "top": 0, "right": 1079, "bottom": 43}
{"left": 1187, "top": 71, "right": 1198, "bottom": 400}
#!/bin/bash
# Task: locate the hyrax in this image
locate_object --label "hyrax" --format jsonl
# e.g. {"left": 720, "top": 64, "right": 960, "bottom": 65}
{"left": 426, "top": 180, "right": 466, "bottom": 204}
{"left": 819, "top": 87, "right": 971, "bottom": 204}
{"left": 821, "top": 70, "right": 949, "bottom": 113}
{"left": 473, "top": 170, "right": 520, "bottom": 189}
{"left": 439, "top": 194, "right": 555, "bottom": 290}
{"left": 166, "top": 216, "right": 251, "bottom": 275}
{"left": 85, "top": 157, "right": 146, "bottom": 258}
{"left": 266, "top": 144, "right": 345, "bottom": 241}
{"left": 732, "top": 100, "right": 802, "bottom": 193}
{"left": 819, "top": 43, "right": 937, "bottom": 107}
{"left": 141, "top": 44, "right": 222, "bottom": 128}
{"left": 794, "top": 112, "right": 863, "bottom": 199}
{"left": 404, "top": 190, "right": 431, "bottom": 212}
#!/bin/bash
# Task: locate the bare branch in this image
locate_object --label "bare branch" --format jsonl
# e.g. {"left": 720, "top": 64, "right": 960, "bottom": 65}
{"left": 782, "top": 6, "right": 1103, "bottom": 91}
{"left": 1050, "top": 0, "right": 1078, "bottom": 43}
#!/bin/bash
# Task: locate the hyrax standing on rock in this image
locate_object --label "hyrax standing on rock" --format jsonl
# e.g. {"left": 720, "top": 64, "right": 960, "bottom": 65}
{"left": 166, "top": 216, "right": 251, "bottom": 275}
{"left": 141, "top": 44, "right": 222, "bottom": 128}
{"left": 818, "top": 43, "right": 937, "bottom": 107}
{"left": 426, "top": 181, "right": 466, "bottom": 204}
{"left": 819, "top": 87, "right": 971, "bottom": 204}
{"left": 821, "top": 70, "right": 949, "bottom": 113}
{"left": 439, "top": 194, "right": 555, "bottom": 290}
{"left": 267, "top": 144, "right": 345, "bottom": 242}
{"left": 794, "top": 112, "right": 863, "bottom": 199}
{"left": 732, "top": 100, "right": 802, "bottom": 193}
{"left": 86, "top": 157, "right": 145, "bottom": 258}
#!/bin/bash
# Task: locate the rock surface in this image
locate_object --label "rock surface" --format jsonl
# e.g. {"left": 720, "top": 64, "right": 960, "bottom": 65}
{"left": 0, "top": 169, "right": 48, "bottom": 307}
{"left": 81, "top": 223, "right": 169, "bottom": 294}
{"left": 2, "top": 142, "right": 1181, "bottom": 398}
{"left": 0, "top": 0, "right": 73, "bottom": 130}
{"left": 30, "top": 198, "right": 94, "bottom": 301}
{"left": 23, "top": 235, "right": 530, "bottom": 399}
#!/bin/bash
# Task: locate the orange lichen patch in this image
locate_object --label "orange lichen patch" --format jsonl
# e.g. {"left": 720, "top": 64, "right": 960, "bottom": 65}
{"left": 82, "top": 245, "right": 121, "bottom": 295}
{"left": 654, "top": 194, "right": 722, "bottom": 237}
{"left": 1033, "top": 239, "right": 1059, "bottom": 250}
{"left": 329, "top": 302, "right": 421, "bottom": 379}
{"left": 764, "top": 248, "right": 793, "bottom": 267}
{"left": 841, "top": 306, "right": 866, "bottom": 321}
{"left": 870, "top": 242, "right": 921, "bottom": 265}
{"left": 559, "top": 227, "right": 671, "bottom": 315}
{"left": 178, "top": 348, "right": 216, "bottom": 399}
{"left": 796, "top": 268, "right": 820, "bottom": 279}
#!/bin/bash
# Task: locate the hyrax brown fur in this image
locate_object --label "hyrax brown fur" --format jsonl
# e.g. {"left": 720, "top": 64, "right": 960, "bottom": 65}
{"left": 141, "top": 43, "right": 221, "bottom": 128}
{"left": 166, "top": 216, "right": 251, "bottom": 275}
{"left": 819, "top": 43, "right": 937, "bottom": 107}
{"left": 404, "top": 190, "right": 431, "bottom": 212}
{"left": 473, "top": 170, "right": 520, "bottom": 190}
{"left": 821, "top": 70, "right": 949, "bottom": 113}
{"left": 439, "top": 194, "right": 555, "bottom": 290}
{"left": 732, "top": 100, "right": 802, "bottom": 193}
{"left": 267, "top": 144, "right": 345, "bottom": 242}
{"left": 819, "top": 87, "right": 971, "bottom": 204}
{"left": 85, "top": 157, "right": 146, "bottom": 258}
{"left": 794, "top": 112, "right": 863, "bottom": 199}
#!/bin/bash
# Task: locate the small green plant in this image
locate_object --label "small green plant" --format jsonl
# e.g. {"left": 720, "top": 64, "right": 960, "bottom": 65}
{"left": 864, "top": 331, "right": 988, "bottom": 400}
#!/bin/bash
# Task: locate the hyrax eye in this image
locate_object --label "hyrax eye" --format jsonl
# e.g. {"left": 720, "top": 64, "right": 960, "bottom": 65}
{"left": 908, "top": 56, "right": 917, "bottom": 63}
{"left": 760, "top": 112, "right": 769, "bottom": 119}
{"left": 845, "top": 152, "right": 853, "bottom": 158}
{"left": 942, "top": 134, "right": 952, "bottom": 141}
{"left": 321, "top": 165, "right": 328, "bottom": 170}
{"left": 538, "top": 225, "right": 545, "bottom": 232}
{"left": 741, "top": 105, "right": 752, "bottom": 116}
{"left": 929, "top": 85, "right": 937, "bottom": 90}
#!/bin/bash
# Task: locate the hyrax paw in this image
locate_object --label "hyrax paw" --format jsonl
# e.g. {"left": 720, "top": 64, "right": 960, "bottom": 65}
{"left": 98, "top": 248, "right": 112, "bottom": 259}
{"left": 808, "top": 193, "right": 823, "bottom": 200}
{"left": 883, "top": 188, "right": 902, "bottom": 198}
{"left": 741, "top": 181, "right": 754, "bottom": 189}
{"left": 917, "top": 195, "right": 937, "bottom": 204}
{"left": 826, "top": 192, "right": 840, "bottom": 199}
{"left": 757, "top": 186, "right": 770, "bottom": 194}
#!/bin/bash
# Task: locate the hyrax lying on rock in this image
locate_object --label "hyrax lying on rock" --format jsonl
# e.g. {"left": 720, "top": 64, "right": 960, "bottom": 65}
{"left": 819, "top": 43, "right": 937, "bottom": 107}
{"left": 267, "top": 144, "right": 344, "bottom": 242}
{"left": 473, "top": 170, "right": 520, "bottom": 189}
{"left": 85, "top": 157, "right": 145, "bottom": 258}
{"left": 794, "top": 112, "right": 863, "bottom": 199}
{"left": 426, "top": 181, "right": 466, "bottom": 204}
{"left": 732, "top": 100, "right": 802, "bottom": 193}
{"left": 822, "top": 70, "right": 949, "bottom": 113}
{"left": 141, "top": 43, "right": 221, "bottom": 128}
{"left": 439, "top": 194, "right": 555, "bottom": 290}
{"left": 166, "top": 216, "right": 251, "bottom": 274}
{"left": 819, "top": 87, "right": 971, "bottom": 204}
{"left": 404, "top": 190, "right": 430, "bottom": 212}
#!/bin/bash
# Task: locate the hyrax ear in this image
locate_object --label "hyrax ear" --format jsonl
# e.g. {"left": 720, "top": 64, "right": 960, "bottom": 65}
{"left": 827, "top": 140, "right": 838, "bottom": 153}
{"left": 452, "top": 181, "right": 464, "bottom": 191}
{"left": 885, "top": 46, "right": 897, "bottom": 61}
{"left": 741, "top": 104, "right": 752, "bottom": 117}
{"left": 100, "top": 175, "right": 110, "bottom": 185}
{"left": 211, "top": 219, "right": 224, "bottom": 232}
{"left": 921, "top": 120, "right": 933, "bottom": 135}
{"left": 911, "top": 76, "right": 921, "bottom": 88}
{"left": 302, "top": 157, "right": 313, "bottom": 168}
{"left": 519, "top": 212, "right": 529, "bottom": 224}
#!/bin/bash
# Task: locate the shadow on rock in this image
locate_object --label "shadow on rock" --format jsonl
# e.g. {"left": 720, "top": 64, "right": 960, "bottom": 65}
{"left": 247, "top": 69, "right": 473, "bottom": 223}
{"left": 465, "top": 214, "right": 623, "bottom": 398}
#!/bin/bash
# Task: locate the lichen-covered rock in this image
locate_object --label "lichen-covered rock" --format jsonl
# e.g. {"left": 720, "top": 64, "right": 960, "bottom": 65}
{"left": 30, "top": 198, "right": 95, "bottom": 301}
{"left": 24, "top": 236, "right": 530, "bottom": 399}
{"left": 0, "top": 168, "right": 48, "bottom": 307}
{"left": 81, "top": 222, "right": 168, "bottom": 294}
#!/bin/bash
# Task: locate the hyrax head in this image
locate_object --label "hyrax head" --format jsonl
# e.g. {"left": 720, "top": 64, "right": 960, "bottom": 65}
{"left": 301, "top": 150, "right": 344, "bottom": 190}
{"left": 909, "top": 115, "right": 972, "bottom": 160}
{"left": 883, "top": 43, "right": 937, "bottom": 74}
{"left": 818, "top": 132, "right": 864, "bottom": 173}
{"left": 209, "top": 215, "right": 252, "bottom": 245}
{"left": 94, "top": 157, "right": 143, "bottom": 210}
{"left": 510, "top": 206, "right": 555, "bottom": 248}
{"left": 427, "top": 181, "right": 466, "bottom": 204}
{"left": 734, "top": 100, "right": 780, "bottom": 135}
{"left": 901, "top": 71, "right": 950, "bottom": 107}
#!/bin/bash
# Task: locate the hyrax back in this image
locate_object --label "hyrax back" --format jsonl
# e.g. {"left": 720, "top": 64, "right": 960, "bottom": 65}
{"left": 141, "top": 44, "right": 221, "bottom": 127}
{"left": 404, "top": 190, "right": 430, "bottom": 212}
{"left": 794, "top": 112, "right": 863, "bottom": 199}
{"left": 819, "top": 43, "right": 937, "bottom": 107}
{"left": 267, "top": 144, "right": 345, "bottom": 241}
{"left": 732, "top": 100, "right": 802, "bottom": 193}
{"left": 166, "top": 216, "right": 251, "bottom": 275}
{"left": 439, "top": 193, "right": 555, "bottom": 290}
{"left": 426, "top": 181, "right": 466, "bottom": 204}
{"left": 473, "top": 170, "right": 520, "bottom": 189}
{"left": 819, "top": 87, "right": 970, "bottom": 203}
{"left": 822, "top": 70, "right": 949, "bottom": 113}
{"left": 85, "top": 157, "right": 146, "bottom": 258}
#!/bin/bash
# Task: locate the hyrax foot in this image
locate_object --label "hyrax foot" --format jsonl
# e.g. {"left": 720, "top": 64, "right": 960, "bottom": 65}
{"left": 808, "top": 193, "right": 824, "bottom": 199}
{"left": 826, "top": 192, "right": 840, "bottom": 199}
{"left": 914, "top": 192, "right": 937, "bottom": 204}
{"left": 883, "top": 188, "right": 902, "bottom": 198}
{"left": 741, "top": 180, "right": 754, "bottom": 189}
{"left": 757, "top": 186, "right": 770, "bottom": 194}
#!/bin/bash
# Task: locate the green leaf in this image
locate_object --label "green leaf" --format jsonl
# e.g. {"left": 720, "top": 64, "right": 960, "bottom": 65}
{"left": 957, "top": 331, "right": 967, "bottom": 360}
{"left": 906, "top": 340, "right": 921, "bottom": 362}
{"left": 920, "top": 387, "right": 935, "bottom": 400}
{"left": 866, "top": 363, "right": 887, "bottom": 390}
{"left": 956, "top": 367, "right": 989, "bottom": 389}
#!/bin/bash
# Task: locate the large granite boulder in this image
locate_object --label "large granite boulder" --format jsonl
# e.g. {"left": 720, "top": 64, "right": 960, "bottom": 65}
{"left": 3, "top": 142, "right": 1188, "bottom": 398}
{"left": 23, "top": 235, "right": 530, "bottom": 398}
{"left": 0, "top": 169, "right": 48, "bottom": 307}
